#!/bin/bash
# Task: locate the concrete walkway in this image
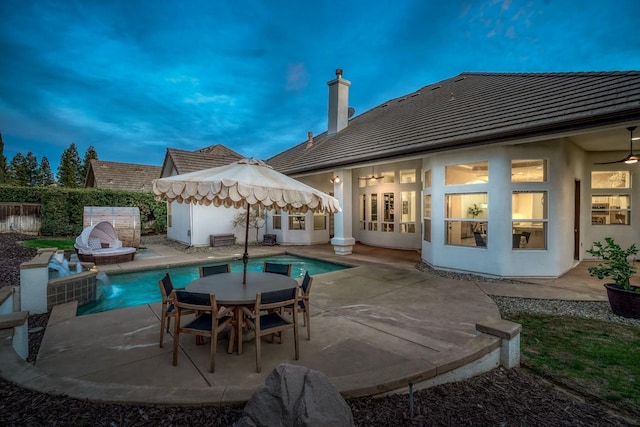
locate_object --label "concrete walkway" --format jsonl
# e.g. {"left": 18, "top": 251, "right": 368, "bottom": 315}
{"left": 1, "top": 241, "right": 608, "bottom": 405}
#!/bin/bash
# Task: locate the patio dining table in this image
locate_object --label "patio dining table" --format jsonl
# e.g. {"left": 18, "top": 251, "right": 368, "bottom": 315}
{"left": 185, "top": 271, "right": 298, "bottom": 354}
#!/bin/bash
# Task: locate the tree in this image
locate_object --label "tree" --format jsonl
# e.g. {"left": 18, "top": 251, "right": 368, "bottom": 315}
{"left": 38, "top": 156, "right": 55, "bottom": 186}
{"left": 0, "top": 132, "right": 7, "bottom": 184}
{"left": 232, "top": 207, "right": 266, "bottom": 243}
{"left": 82, "top": 145, "right": 98, "bottom": 185}
{"left": 24, "top": 151, "right": 38, "bottom": 186}
{"left": 57, "top": 143, "right": 82, "bottom": 187}
{"left": 8, "top": 152, "right": 28, "bottom": 186}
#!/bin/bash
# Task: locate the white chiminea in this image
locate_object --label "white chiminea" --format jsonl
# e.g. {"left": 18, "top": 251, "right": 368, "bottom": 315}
{"left": 327, "top": 69, "right": 351, "bottom": 135}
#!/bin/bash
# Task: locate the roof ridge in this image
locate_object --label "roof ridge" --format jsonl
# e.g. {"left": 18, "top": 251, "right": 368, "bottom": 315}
{"left": 460, "top": 71, "right": 640, "bottom": 77}
{"left": 90, "top": 159, "right": 160, "bottom": 168}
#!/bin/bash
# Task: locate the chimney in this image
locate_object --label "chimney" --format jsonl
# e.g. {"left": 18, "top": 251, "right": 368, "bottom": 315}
{"left": 306, "top": 131, "right": 313, "bottom": 149}
{"left": 327, "top": 68, "right": 351, "bottom": 135}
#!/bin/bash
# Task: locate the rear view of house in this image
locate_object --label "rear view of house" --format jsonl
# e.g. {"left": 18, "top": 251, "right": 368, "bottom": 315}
{"left": 267, "top": 70, "right": 640, "bottom": 279}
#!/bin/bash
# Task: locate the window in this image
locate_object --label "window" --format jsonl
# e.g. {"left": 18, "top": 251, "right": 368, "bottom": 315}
{"left": 400, "top": 170, "right": 415, "bottom": 183}
{"left": 382, "top": 192, "right": 394, "bottom": 232}
{"left": 444, "top": 193, "right": 488, "bottom": 246}
{"left": 359, "top": 194, "right": 366, "bottom": 230}
{"left": 445, "top": 161, "right": 488, "bottom": 185}
{"left": 313, "top": 213, "right": 326, "bottom": 230}
{"left": 424, "top": 195, "right": 432, "bottom": 218}
{"left": 592, "top": 171, "right": 631, "bottom": 189}
{"left": 512, "top": 159, "right": 546, "bottom": 182}
{"left": 167, "top": 202, "right": 172, "bottom": 227}
{"left": 423, "top": 195, "right": 431, "bottom": 242}
{"left": 381, "top": 172, "right": 394, "bottom": 184}
{"left": 369, "top": 194, "right": 378, "bottom": 231}
{"left": 424, "top": 170, "right": 431, "bottom": 188}
{"left": 400, "top": 191, "right": 416, "bottom": 233}
{"left": 512, "top": 191, "right": 547, "bottom": 249}
{"left": 272, "top": 208, "right": 281, "bottom": 230}
{"left": 288, "top": 213, "right": 305, "bottom": 230}
{"left": 591, "top": 195, "right": 630, "bottom": 225}
{"left": 591, "top": 171, "right": 631, "bottom": 225}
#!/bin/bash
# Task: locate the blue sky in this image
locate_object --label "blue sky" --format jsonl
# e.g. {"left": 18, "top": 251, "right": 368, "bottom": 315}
{"left": 1, "top": 0, "right": 639, "bottom": 173}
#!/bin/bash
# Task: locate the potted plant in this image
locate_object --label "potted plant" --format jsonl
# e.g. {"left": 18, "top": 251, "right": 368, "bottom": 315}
{"left": 587, "top": 237, "right": 640, "bottom": 319}
{"left": 467, "top": 203, "right": 483, "bottom": 232}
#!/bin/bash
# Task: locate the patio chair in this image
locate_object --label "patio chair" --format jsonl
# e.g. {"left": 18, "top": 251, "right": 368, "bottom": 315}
{"left": 473, "top": 231, "right": 486, "bottom": 247}
{"left": 199, "top": 263, "right": 231, "bottom": 277}
{"left": 171, "top": 290, "right": 234, "bottom": 373}
{"left": 239, "top": 287, "right": 299, "bottom": 373}
{"left": 283, "top": 271, "right": 313, "bottom": 340}
{"left": 263, "top": 262, "right": 292, "bottom": 276}
{"left": 512, "top": 233, "right": 523, "bottom": 249}
{"left": 158, "top": 273, "right": 193, "bottom": 348}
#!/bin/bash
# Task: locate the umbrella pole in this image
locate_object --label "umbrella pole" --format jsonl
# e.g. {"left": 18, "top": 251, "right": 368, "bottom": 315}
{"left": 242, "top": 204, "right": 250, "bottom": 284}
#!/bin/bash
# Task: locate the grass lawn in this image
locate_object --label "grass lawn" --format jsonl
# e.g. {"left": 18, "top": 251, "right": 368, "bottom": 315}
{"left": 21, "top": 238, "right": 76, "bottom": 251}
{"left": 508, "top": 314, "right": 640, "bottom": 419}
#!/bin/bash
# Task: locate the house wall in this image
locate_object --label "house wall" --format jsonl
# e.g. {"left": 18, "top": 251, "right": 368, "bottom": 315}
{"left": 422, "top": 139, "right": 586, "bottom": 278}
{"left": 585, "top": 150, "right": 640, "bottom": 257}
{"left": 191, "top": 205, "right": 242, "bottom": 247}
{"left": 269, "top": 176, "right": 333, "bottom": 246}
{"left": 167, "top": 202, "right": 191, "bottom": 245}
{"left": 352, "top": 159, "right": 423, "bottom": 250}
{"left": 168, "top": 202, "right": 265, "bottom": 247}
{"left": 263, "top": 210, "right": 332, "bottom": 246}
{"left": 165, "top": 171, "right": 335, "bottom": 248}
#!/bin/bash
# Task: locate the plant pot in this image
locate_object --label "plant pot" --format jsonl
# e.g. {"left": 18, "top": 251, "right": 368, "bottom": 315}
{"left": 604, "top": 284, "right": 640, "bottom": 319}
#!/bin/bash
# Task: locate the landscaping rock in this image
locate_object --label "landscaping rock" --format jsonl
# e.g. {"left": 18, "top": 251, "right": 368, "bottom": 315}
{"left": 236, "top": 363, "right": 354, "bottom": 427}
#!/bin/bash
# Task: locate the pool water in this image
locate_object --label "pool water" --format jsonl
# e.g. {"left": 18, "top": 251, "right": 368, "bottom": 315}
{"left": 77, "top": 255, "right": 349, "bottom": 315}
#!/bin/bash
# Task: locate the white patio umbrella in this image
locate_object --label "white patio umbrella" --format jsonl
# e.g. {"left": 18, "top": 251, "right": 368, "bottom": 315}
{"left": 152, "top": 158, "right": 341, "bottom": 283}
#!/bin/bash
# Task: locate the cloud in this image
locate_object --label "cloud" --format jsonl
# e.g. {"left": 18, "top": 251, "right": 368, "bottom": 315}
{"left": 286, "top": 63, "right": 308, "bottom": 91}
{"left": 183, "top": 93, "right": 235, "bottom": 106}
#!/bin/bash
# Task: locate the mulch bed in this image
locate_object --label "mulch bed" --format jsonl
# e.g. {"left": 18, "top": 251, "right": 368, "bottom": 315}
{"left": 0, "top": 233, "right": 637, "bottom": 426}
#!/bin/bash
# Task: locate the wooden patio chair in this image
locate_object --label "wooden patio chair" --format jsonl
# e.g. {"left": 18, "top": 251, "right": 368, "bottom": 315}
{"left": 171, "top": 290, "right": 234, "bottom": 373}
{"left": 199, "top": 263, "right": 231, "bottom": 277}
{"left": 473, "top": 231, "right": 486, "bottom": 247}
{"left": 284, "top": 271, "right": 313, "bottom": 340}
{"left": 157, "top": 273, "right": 193, "bottom": 348}
{"left": 239, "top": 287, "right": 299, "bottom": 373}
{"left": 263, "top": 262, "right": 292, "bottom": 276}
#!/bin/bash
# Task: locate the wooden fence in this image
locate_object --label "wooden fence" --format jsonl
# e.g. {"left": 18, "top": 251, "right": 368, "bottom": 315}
{"left": 0, "top": 203, "right": 41, "bottom": 235}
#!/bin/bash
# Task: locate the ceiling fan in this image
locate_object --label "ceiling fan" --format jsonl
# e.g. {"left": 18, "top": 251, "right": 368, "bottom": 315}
{"left": 595, "top": 126, "right": 639, "bottom": 165}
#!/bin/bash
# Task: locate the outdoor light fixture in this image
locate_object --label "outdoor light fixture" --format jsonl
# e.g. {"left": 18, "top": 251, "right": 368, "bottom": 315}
{"left": 595, "top": 126, "right": 639, "bottom": 165}
{"left": 359, "top": 175, "right": 384, "bottom": 182}
{"left": 330, "top": 176, "right": 341, "bottom": 183}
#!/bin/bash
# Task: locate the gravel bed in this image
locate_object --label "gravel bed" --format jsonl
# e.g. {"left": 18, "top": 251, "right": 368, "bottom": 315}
{"left": 0, "top": 234, "right": 638, "bottom": 425}
{"left": 417, "top": 261, "right": 640, "bottom": 328}
{"left": 493, "top": 296, "right": 640, "bottom": 327}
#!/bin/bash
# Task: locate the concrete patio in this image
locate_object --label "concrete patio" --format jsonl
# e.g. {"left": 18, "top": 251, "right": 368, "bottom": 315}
{"left": 0, "top": 241, "right": 608, "bottom": 406}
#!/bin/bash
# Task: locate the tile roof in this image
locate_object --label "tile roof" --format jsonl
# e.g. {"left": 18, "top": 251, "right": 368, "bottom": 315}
{"left": 86, "top": 160, "right": 161, "bottom": 192}
{"left": 267, "top": 71, "right": 640, "bottom": 175}
{"left": 162, "top": 144, "right": 243, "bottom": 175}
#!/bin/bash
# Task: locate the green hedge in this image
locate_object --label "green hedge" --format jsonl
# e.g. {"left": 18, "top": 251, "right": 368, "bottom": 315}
{"left": 0, "top": 186, "right": 167, "bottom": 236}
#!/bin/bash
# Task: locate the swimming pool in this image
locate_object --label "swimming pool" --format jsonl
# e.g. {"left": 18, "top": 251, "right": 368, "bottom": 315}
{"left": 77, "top": 255, "right": 349, "bottom": 315}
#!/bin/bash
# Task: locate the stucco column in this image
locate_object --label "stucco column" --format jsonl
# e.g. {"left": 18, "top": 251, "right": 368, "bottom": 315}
{"left": 331, "top": 169, "right": 355, "bottom": 255}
